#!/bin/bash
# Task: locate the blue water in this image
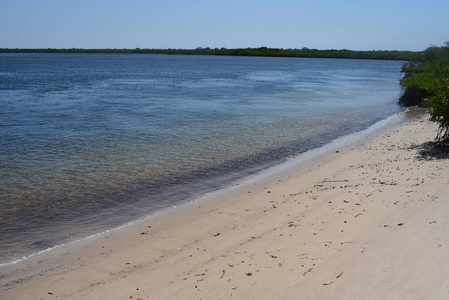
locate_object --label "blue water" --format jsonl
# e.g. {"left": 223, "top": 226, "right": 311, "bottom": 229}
{"left": 0, "top": 53, "right": 404, "bottom": 264}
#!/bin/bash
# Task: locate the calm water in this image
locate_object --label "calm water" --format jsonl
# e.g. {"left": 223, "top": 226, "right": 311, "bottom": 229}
{"left": 0, "top": 53, "right": 404, "bottom": 264}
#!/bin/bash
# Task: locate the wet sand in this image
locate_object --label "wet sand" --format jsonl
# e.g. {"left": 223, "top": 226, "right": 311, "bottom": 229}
{"left": 2, "top": 109, "right": 449, "bottom": 300}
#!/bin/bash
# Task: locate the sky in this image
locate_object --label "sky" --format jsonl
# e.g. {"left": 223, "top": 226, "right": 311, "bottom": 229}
{"left": 1, "top": 0, "right": 448, "bottom": 51}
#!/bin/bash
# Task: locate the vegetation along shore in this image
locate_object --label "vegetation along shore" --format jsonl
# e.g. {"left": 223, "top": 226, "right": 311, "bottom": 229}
{"left": 1, "top": 46, "right": 420, "bottom": 61}
{"left": 400, "top": 42, "right": 449, "bottom": 141}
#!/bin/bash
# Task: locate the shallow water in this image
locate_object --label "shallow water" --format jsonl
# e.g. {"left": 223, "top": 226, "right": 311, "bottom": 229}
{"left": 0, "top": 53, "right": 404, "bottom": 264}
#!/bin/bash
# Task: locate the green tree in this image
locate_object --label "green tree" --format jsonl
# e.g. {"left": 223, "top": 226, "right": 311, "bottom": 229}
{"left": 400, "top": 42, "right": 449, "bottom": 141}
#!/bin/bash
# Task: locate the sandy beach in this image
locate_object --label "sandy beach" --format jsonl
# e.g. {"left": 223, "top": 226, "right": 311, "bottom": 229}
{"left": 2, "top": 109, "right": 449, "bottom": 300}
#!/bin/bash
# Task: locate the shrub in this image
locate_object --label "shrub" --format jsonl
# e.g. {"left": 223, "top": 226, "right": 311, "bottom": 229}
{"left": 400, "top": 42, "right": 449, "bottom": 141}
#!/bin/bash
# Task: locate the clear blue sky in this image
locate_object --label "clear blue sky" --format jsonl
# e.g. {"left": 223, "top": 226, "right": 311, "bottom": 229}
{"left": 1, "top": 0, "right": 448, "bottom": 51}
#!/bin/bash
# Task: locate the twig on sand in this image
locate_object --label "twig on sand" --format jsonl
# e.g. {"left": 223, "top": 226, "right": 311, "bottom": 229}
{"left": 303, "top": 268, "right": 313, "bottom": 276}
{"left": 320, "top": 179, "right": 349, "bottom": 183}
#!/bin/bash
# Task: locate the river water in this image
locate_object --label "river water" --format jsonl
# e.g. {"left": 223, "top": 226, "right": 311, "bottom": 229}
{"left": 0, "top": 53, "right": 404, "bottom": 264}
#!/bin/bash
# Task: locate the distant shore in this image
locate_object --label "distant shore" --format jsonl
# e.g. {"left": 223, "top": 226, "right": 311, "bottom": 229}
{"left": 3, "top": 109, "right": 449, "bottom": 299}
{"left": 0, "top": 47, "right": 420, "bottom": 61}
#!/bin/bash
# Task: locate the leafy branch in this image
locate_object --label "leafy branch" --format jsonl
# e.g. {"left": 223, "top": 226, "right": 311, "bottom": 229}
{"left": 400, "top": 42, "right": 449, "bottom": 141}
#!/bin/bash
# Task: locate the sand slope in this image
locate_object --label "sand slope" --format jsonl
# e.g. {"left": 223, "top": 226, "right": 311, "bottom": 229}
{"left": 2, "top": 110, "right": 449, "bottom": 300}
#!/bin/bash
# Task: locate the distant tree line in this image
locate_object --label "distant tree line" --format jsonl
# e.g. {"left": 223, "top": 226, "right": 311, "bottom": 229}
{"left": 0, "top": 46, "right": 420, "bottom": 61}
{"left": 400, "top": 42, "right": 449, "bottom": 141}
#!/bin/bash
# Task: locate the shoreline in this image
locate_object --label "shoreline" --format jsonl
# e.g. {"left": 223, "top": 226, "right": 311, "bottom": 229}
{"left": 0, "top": 109, "right": 405, "bottom": 268}
{"left": 0, "top": 54, "right": 405, "bottom": 267}
{"left": 3, "top": 108, "right": 449, "bottom": 299}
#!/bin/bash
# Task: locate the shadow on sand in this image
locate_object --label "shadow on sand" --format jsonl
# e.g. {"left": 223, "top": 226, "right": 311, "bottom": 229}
{"left": 416, "top": 141, "right": 449, "bottom": 160}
